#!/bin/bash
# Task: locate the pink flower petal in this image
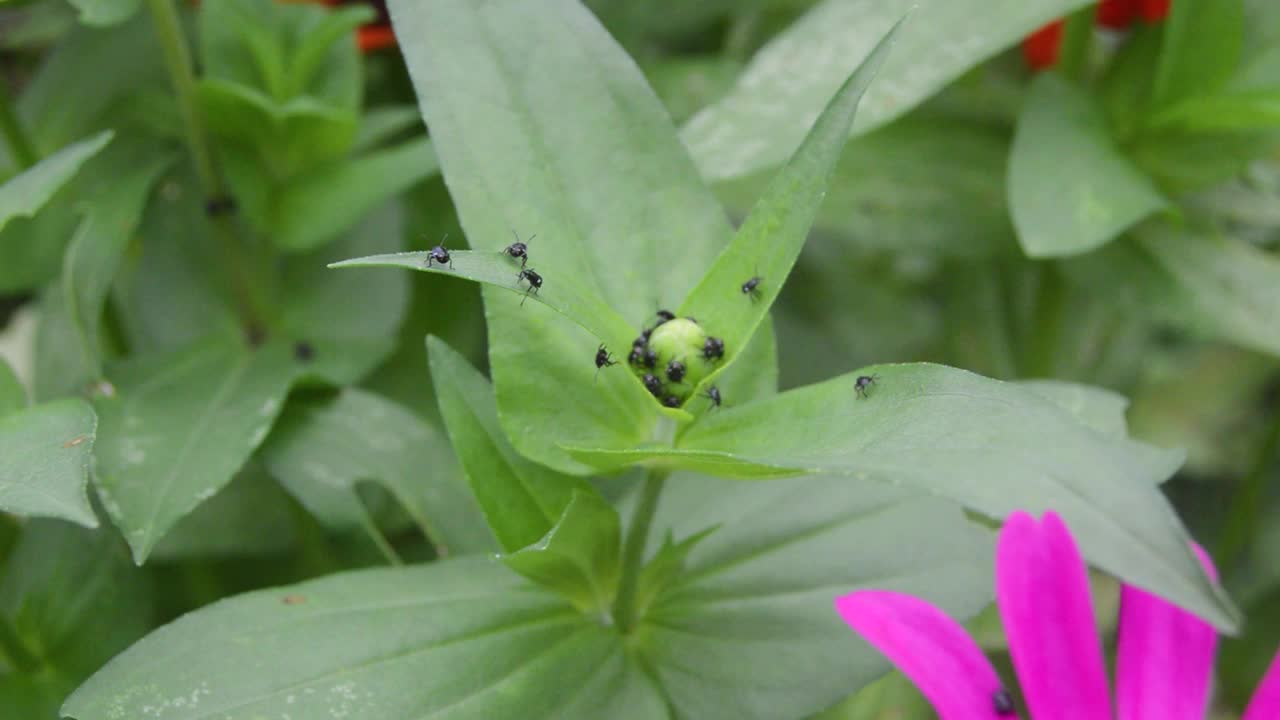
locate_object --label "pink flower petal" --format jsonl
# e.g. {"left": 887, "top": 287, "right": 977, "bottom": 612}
{"left": 1114, "top": 544, "right": 1219, "bottom": 720}
{"left": 835, "top": 590, "right": 1012, "bottom": 719}
{"left": 1243, "top": 648, "right": 1280, "bottom": 720}
{"left": 996, "top": 511, "right": 1111, "bottom": 720}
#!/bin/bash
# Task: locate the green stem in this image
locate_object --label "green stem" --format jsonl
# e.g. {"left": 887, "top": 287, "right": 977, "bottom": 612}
{"left": 1058, "top": 7, "right": 1094, "bottom": 83}
{"left": 614, "top": 470, "right": 668, "bottom": 632}
{"left": 1217, "top": 406, "right": 1280, "bottom": 573}
{"left": 0, "top": 612, "right": 39, "bottom": 673}
{"left": 1022, "top": 263, "right": 1066, "bottom": 378}
{"left": 145, "top": 0, "right": 268, "bottom": 332}
{"left": 0, "top": 83, "right": 37, "bottom": 170}
{"left": 145, "top": 0, "right": 221, "bottom": 195}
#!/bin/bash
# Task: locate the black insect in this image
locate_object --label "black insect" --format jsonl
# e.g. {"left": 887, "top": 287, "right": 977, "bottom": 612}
{"left": 517, "top": 268, "right": 542, "bottom": 305}
{"left": 741, "top": 275, "right": 763, "bottom": 302}
{"left": 642, "top": 373, "right": 664, "bottom": 397}
{"left": 204, "top": 194, "right": 237, "bottom": 217}
{"left": 293, "top": 341, "right": 315, "bottom": 363}
{"left": 641, "top": 348, "right": 657, "bottom": 369}
{"left": 666, "top": 359, "right": 686, "bottom": 384}
{"left": 594, "top": 344, "right": 617, "bottom": 381}
{"left": 702, "top": 385, "right": 722, "bottom": 408}
{"left": 702, "top": 336, "right": 725, "bottom": 362}
{"left": 628, "top": 347, "right": 644, "bottom": 366}
{"left": 632, "top": 335, "right": 648, "bottom": 351}
{"left": 655, "top": 309, "right": 675, "bottom": 325}
{"left": 854, "top": 374, "right": 878, "bottom": 399}
{"left": 503, "top": 231, "right": 533, "bottom": 268}
{"left": 662, "top": 394, "right": 681, "bottom": 408}
{"left": 641, "top": 327, "right": 653, "bottom": 342}
{"left": 992, "top": 688, "right": 1016, "bottom": 716}
{"left": 427, "top": 236, "right": 453, "bottom": 269}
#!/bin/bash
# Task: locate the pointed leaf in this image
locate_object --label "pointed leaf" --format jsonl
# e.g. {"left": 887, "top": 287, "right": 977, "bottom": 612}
{"left": 634, "top": 525, "right": 718, "bottom": 617}
{"left": 63, "top": 559, "right": 670, "bottom": 720}
{"left": 0, "top": 130, "right": 112, "bottom": 233}
{"left": 1153, "top": 0, "right": 1245, "bottom": 108}
{"left": 503, "top": 490, "right": 621, "bottom": 616}
{"left": 332, "top": 250, "right": 633, "bottom": 349}
{"left": 93, "top": 337, "right": 299, "bottom": 563}
{"left": 670, "top": 364, "right": 1237, "bottom": 631}
{"left": 1009, "top": 73, "right": 1168, "bottom": 257}
{"left": 678, "top": 21, "right": 901, "bottom": 392}
{"left": 387, "top": 0, "right": 734, "bottom": 472}
{"left": 0, "top": 398, "right": 97, "bottom": 527}
{"left": 66, "top": 0, "right": 141, "bottom": 27}
{"left": 427, "top": 336, "right": 593, "bottom": 553}
{"left": 682, "top": 0, "right": 1092, "bottom": 180}
{"left": 260, "top": 387, "right": 493, "bottom": 557}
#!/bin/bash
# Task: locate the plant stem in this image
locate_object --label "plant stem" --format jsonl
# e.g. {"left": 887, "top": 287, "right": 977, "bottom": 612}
{"left": 1217, "top": 406, "right": 1280, "bottom": 573}
{"left": 145, "top": 0, "right": 268, "bottom": 331}
{"left": 0, "top": 83, "right": 37, "bottom": 169}
{"left": 1023, "top": 263, "right": 1066, "bottom": 378}
{"left": 145, "top": 0, "right": 221, "bottom": 196}
{"left": 0, "top": 612, "right": 39, "bottom": 673}
{"left": 614, "top": 469, "right": 668, "bottom": 632}
{"left": 1058, "top": 7, "right": 1094, "bottom": 83}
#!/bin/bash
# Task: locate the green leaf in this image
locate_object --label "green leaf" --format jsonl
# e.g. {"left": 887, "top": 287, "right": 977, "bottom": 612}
{"left": 712, "top": 116, "right": 1013, "bottom": 258}
{"left": 682, "top": 0, "right": 1092, "bottom": 180}
{"left": 0, "top": 357, "right": 25, "bottom": 415}
{"left": 816, "top": 671, "right": 933, "bottom": 720}
{"left": 387, "top": 0, "right": 734, "bottom": 472}
{"left": 0, "top": 131, "right": 111, "bottom": 233}
{"left": 273, "top": 137, "right": 439, "bottom": 252}
{"left": 1146, "top": 91, "right": 1280, "bottom": 133}
{"left": 1, "top": 519, "right": 153, "bottom": 718}
{"left": 678, "top": 20, "right": 900, "bottom": 391}
{"left": 1153, "top": 0, "right": 1245, "bottom": 108}
{"left": 633, "top": 525, "right": 718, "bottom": 618}
{"left": 150, "top": 463, "right": 299, "bottom": 560}
{"left": 671, "top": 364, "right": 1237, "bottom": 631}
{"left": 1019, "top": 379, "right": 1131, "bottom": 438}
{"left": 260, "top": 387, "right": 493, "bottom": 557}
{"left": 427, "top": 336, "right": 591, "bottom": 553}
{"left": 60, "top": 478, "right": 996, "bottom": 720}
{"left": 1009, "top": 74, "right": 1168, "bottom": 257}
{"left": 1065, "top": 227, "right": 1280, "bottom": 359}
{"left": 635, "top": 474, "right": 995, "bottom": 720}
{"left": 93, "top": 337, "right": 299, "bottom": 563}
{"left": 276, "top": 203, "right": 409, "bottom": 385}
{"left": 66, "top": 0, "right": 141, "bottom": 27}
{"left": 353, "top": 105, "right": 423, "bottom": 152}
{"left": 503, "top": 490, "right": 621, "bottom": 616}
{"left": 61, "top": 150, "right": 171, "bottom": 383}
{"left": 63, "top": 559, "right": 670, "bottom": 720}
{"left": 333, "top": 250, "right": 634, "bottom": 358}
{"left": 0, "top": 398, "right": 97, "bottom": 527}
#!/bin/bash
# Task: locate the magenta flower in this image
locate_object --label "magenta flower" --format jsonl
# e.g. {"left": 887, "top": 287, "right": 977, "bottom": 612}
{"left": 835, "top": 510, "right": 1280, "bottom": 719}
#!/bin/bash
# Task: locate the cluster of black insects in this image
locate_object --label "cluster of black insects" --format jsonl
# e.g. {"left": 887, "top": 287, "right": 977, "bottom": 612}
{"left": 426, "top": 233, "right": 544, "bottom": 305}
{"left": 425, "top": 243, "right": 880, "bottom": 405}
{"left": 595, "top": 309, "right": 728, "bottom": 410}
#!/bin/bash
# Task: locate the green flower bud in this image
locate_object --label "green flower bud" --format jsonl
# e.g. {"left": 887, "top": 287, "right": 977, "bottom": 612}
{"left": 637, "top": 317, "right": 720, "bottom": 404}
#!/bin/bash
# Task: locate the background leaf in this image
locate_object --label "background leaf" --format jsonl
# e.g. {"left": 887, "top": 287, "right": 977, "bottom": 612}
{"left": 260, "top": 386, "right": 493, "bottom": 557}
{"left": 0, "top": 131, "right": 111, "bottom": 233}
{"left": 63, "top": 559, "right": 670, "bottom": 720}
{"left": 93, "top": 338, "right": 299, "bottom": 563}
{"left": 681, "top": 0, "right": 1091, "bottom": 180}
{"left": 427, "top": 336, "right": 591, "bottom": 553}
{"left": 1153, "top": 0, "right": 1245, "bottom": 108}
{"left": 0, "top": 357, "right": 25, "bottom": 414}
{"left": 65, "top": 0, "right": 141, "bottom": 27}
{"left": 387, "top": 0, "right": 734, "bottom": 473}
{"left": 272, "top": 137, "right": 438, "bottom": 252}
{"left": 1009, "top": 74, "right": 1168, "bottom": 257}
{"left": 0, "top": 398, "right": 97, "bottom": 527}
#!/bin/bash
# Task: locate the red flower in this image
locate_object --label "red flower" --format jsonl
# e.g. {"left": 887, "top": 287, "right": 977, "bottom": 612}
{"left": 1140, "top": 0, "right": 1171, "bottom": 22}
{"left": 1096, "top": 0, "right": 1139, "bottom": 29}
{"left": 1022, "top": 20, "right": 1064, "bottom": 71}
